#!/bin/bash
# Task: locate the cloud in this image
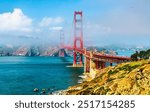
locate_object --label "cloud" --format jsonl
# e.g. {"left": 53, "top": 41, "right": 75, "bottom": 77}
{"left": 84, "top": 22, "right": 111, "bottom": 36}
{"left": 49, "top": 26, "right": 63, "bottom": 31}
{"left": 82, "top": 1, "right": 150, "bottom": 46}
{"left": 0, "top": 8, "right": 64, "bottom": 44}
{"left": 84, "top": 0, "right": 150, "bottom": 40}
{"left": 39, "top": 17, "right": 64, "bottom": 27}
{"left": 0, "top": 8, "right": 32, "bottom": 32}
{"left": 102, "top": 9, "right": 150, "bottom": 35}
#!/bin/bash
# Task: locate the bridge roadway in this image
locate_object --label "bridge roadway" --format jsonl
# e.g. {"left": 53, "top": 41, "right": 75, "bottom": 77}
{"left": 64, "top": 46, "right": 131, "bottom": 63}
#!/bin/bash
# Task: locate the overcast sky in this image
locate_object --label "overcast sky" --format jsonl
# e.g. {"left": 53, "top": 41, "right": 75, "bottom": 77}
{"left": 0, "top": 0, "right": 150, "bottom": 47}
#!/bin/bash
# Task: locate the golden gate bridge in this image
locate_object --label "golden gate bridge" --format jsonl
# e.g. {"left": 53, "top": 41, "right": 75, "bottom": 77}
{"left": 59, "top": 11, "right": 131, "bottom": 74}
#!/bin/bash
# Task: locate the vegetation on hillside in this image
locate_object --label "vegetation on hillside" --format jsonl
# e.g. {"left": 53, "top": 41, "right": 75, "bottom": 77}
{"left": 131, "top": 49, "right": 150, "bottom": 61}
{"left": 63, "top": 60, "right": 150, "bottom": 95}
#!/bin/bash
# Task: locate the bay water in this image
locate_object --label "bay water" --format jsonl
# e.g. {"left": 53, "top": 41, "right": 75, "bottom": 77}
{"left": 0, "top": 56, "right": 83, "bottom": 95}
{"left": 0, "top": 50, "right": 134, "bottom": 95}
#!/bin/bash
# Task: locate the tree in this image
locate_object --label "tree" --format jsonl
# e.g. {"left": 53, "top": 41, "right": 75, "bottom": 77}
{"left": 131, "top": 49, "right": 150, "bottom": 61}
{"left": 131, "top": 52, "right": 138, "bottom": 61}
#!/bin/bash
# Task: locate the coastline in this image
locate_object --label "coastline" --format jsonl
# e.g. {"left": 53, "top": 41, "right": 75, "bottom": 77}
{"left": 56, "top": 59, "right": 150, "bottom": 95}
{"left": 52, "top": 73, "right": 86, "bottom": 95}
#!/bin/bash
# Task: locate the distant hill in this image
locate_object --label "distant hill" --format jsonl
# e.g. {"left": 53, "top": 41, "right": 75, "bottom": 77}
{"left": 0, "top": 45, "right": 63, "bottom": 56}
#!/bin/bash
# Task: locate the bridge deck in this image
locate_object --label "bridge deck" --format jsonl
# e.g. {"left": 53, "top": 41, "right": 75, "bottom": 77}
{"left": 64, "top": 46, "right": 131, "bottom": 63}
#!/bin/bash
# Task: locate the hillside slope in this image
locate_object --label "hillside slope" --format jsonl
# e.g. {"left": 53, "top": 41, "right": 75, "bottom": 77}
{"left": 64, "top": 60, "right": 150, "bottom": 95}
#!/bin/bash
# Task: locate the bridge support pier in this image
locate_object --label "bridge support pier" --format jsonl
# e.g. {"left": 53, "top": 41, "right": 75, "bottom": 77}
{"left": 101, "top": 62, "right": 106, "bottom": 69}
{"left": 84, "top": 51, "right": 108, "bottom": 79}
{"left": 110, "top": 63, "right": 113, "bottom": 66}
{"left": 73, "top": 52, "right": 83, "bottom": 67}
{"left": 84, "top": 51, "right": 96, "bottom": 79}
{"left": 84, "top": 48, "right": 89, "bottom": 73}
{"left": 84, "top": 57, "right": 90, "bottom": 73}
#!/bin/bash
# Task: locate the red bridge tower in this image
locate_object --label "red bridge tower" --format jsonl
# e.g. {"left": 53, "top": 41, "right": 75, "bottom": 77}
{"left": 73, "top": 11, "right": 83, "bottom": 67}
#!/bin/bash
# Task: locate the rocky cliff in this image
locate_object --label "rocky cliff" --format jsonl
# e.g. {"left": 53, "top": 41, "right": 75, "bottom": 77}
{"left": 64, "top": 60, "right": 150, "bottom": 95}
